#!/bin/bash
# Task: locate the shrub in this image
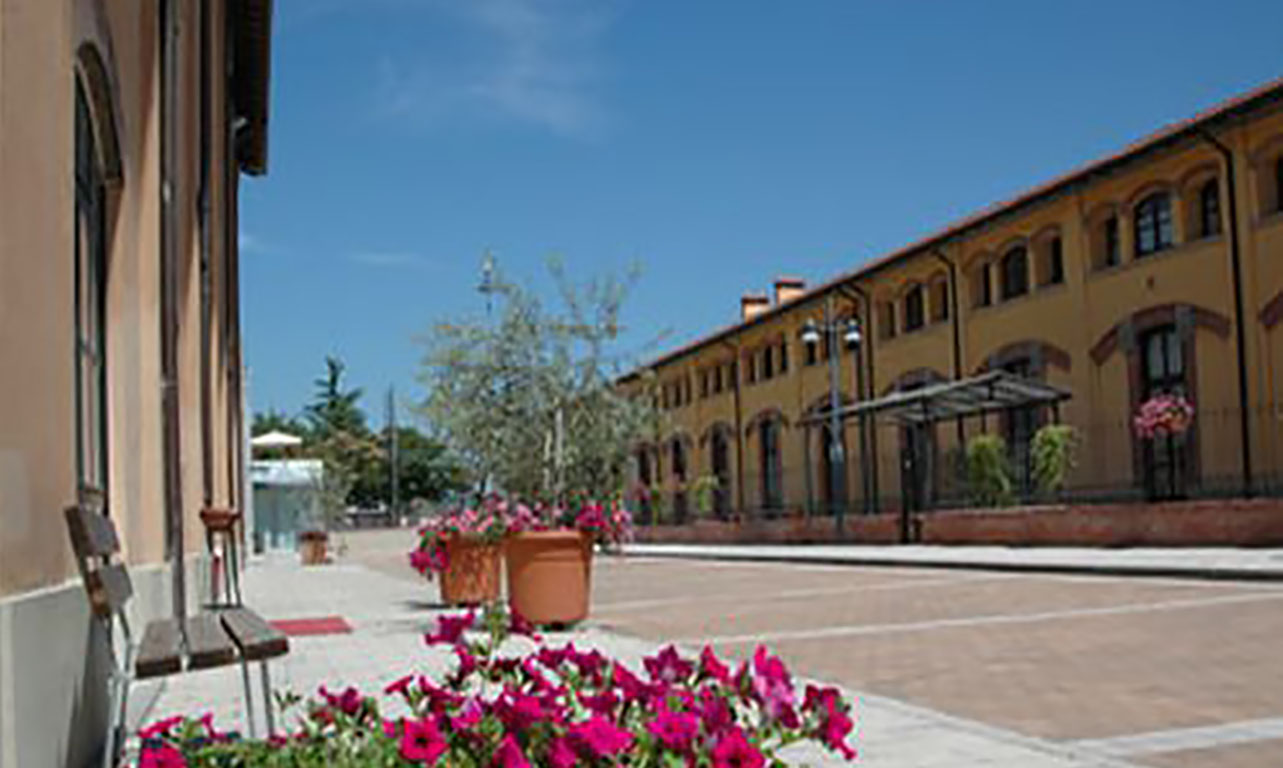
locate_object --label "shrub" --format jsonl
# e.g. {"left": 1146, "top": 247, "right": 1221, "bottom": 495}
{"left": 1031, "top": 425, "right": 1079, "bottom": 499}
{"left": 966, "top": 434, "right": 1013, "bottom": 507}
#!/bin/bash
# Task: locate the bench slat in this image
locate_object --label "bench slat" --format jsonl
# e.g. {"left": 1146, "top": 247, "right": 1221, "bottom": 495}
{"left": 219, "top": 608, "right": 289, "bottom": 661}
{"left": 184, "top": 615, "right": 237, "bottom": 670}
{"left": 85, "top": 563, "right": 133, "bottom": 617}
{"left": 135, "top": 619, "right": 183, "bottom": 679}
{"left": 64, "top": 505, "right": 120, "bottom": 559}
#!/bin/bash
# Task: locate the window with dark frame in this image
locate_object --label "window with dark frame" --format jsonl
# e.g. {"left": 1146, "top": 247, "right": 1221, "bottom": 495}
{"left": 931, "top": 280, "right": 949, "bottom": 322}
{"left": 746, "top": 354, "right": 757, "bottom": 385}
{"left": 1134, "top": 192, "right": 1174, "bottom": 257}
{"left": 903, "top": 285, "right": 925, "bottom": 332}
{"left": 1047, "top": 237, "right": 1064, "bottom": 285}
{"left": 1000, "top": 246, "right": 1029, "bottom": 300}
{"left": 1199, "top": 179, "right": 1221, "bottom": 238}
{"left": 713, "top": 365, "right": 723, "bottom": 394}
{"left": 1103, "top": 215, "right": 1120, "bottom": 268}
{"left": 779, "top": 340, "right": 789, "bottom": 373}
{"left": 974, "top": 265, "right": 992, "bottom": 308}
{"left": 762, "top": 346, "right": 774, "bottom": 380}
{"left": 1140, "top": 325, "right": 1189, "bottom": 500}
{"left": 759, "top": 419, "right": 782, "bottom": 510}
{"left": 75, "top": 81, "right": 108, "bottom": 498}
{"left": 1275, "top": 156, "right": 1283, "bottom": 213}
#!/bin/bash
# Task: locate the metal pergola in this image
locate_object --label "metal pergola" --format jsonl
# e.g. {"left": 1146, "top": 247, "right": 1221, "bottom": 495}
{"left": 798, "top": 370, "right": 1073, "bottom": 538}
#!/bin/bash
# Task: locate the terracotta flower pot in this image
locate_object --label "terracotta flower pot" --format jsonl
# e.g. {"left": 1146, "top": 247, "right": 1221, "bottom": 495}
{"left": 439, "top": 536, "right": 504, "bottom": 606}
{"left": 298, "top": 530, "right": 328, "bottom": 566}
{"left": 505, "top": 530, "right": 593, "bottom": 627}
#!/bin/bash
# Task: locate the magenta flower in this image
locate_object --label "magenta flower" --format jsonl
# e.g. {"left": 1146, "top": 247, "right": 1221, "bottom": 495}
{"left": 496, "top": 689, "right": 545, "bottom": 731}
{"left": 139, "top": 715, "right": 185, "bottom": 740}
{"left": 646, "top": 709, "right": 700, "bottom": 752}
{"left": 803, "top": 684, "right": 857, "bottom": 759}
{"left": 491, "top": 734, "right": 531, "bottom": 768}
{"left": 139, "top": 743, "right": 187, "bottom": 768}
{"left": 578, "top": 689, "right": 620, "bottom": 718}
{"left": 385, "top": 674, "right": 415, "bottom": 697}
{"left": 545, "top": 736, "right": 578, "bottom": 768}
{"left": 700, "top": 645, "right": 732, "bottom": 684}
{"left": 711, "top": 727, "right": 765, "bottom": 768}
{"left": 750, "top": 646, "right": 795, "bottom": 719}
{"left": 569, "top": 715, "right": 636, "bottom": 758}
{"left": 399, "top": 717, "right": 447, "bottom": 764}
{"left": 424, "top": 610, "right": 476, "bottom": 646}
{"left": 699, "top": 688, "right": 735, "bottom": 735}
{"left": 645, "top": 645, "right": 695, "bottom": 684}
{"left": 508, "top": 604, "right": 541, "bottom": 640}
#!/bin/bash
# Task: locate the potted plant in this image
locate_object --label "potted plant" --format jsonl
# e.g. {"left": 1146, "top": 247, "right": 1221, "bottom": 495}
{"left": 505, "top": 498, "right": 633, "bottom": 627}
{"left": 409, "top": 498, "right": 513, "bottom": 606}
{"left": 1133, "top": 392, "right": 1195, "bottom": 439}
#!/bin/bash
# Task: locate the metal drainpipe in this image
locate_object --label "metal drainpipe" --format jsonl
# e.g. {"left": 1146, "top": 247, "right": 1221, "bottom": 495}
{"left": 199, "top": 0, "right": 213, "bottom": 508}
{"left": 160, "top": 0, "right": 186, "bottom": 627}
{"left": 1201, "top": 130, "right": 1254, "bottom": 496}
{"left": 931, "top": 249, "right": 966, "bottom": 472}
{"left": 720, "top": 339, "right": 746, "bottom": 519}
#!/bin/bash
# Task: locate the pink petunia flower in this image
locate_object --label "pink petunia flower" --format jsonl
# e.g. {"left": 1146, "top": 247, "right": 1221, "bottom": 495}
{"left": 399, "top": 717, "right": 447, "bottom": 764}
{"left": 491, "top": 734, "right": 531, "bottom": 768}
{"left": 710, "top": 727, "right": 765, "bottom": 768}
{"left": 139, "top": 743, "right": 187, "bottom": 768}
{"left": 424, "top": 610, "right": 476, "bottom": 646}
{"left": 644, "top": 645, "right": 695, "bottom": 685}
{"left": 568, "top": 715, "right": 636, "bottom": 758}
{"left": 646, "top": 708, "right": 700, "bottom": 752}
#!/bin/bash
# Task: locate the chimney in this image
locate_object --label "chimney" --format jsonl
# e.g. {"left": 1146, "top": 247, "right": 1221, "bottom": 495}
{"left": 774, "top": 276, "right": 806, "bottom": 306}
{"left": 740, "top": 292, "right": 770, "bottom": 322}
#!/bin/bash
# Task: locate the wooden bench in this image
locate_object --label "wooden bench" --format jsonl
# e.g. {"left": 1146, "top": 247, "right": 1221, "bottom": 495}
{"left": 66, "top": 502, "right": 289, "bottom": 767}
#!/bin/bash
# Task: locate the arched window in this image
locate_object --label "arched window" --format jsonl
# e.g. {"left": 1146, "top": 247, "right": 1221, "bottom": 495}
{"left": 1198, "top": 179, "right": 1221, "bottom": 238}
{"left": 878, "top": 301, "right": 897, "bottom": 340}
{"left": 903, "top": 284, "right": 925, "bottom": 332}
{"left": 1000, "top": 246, "right": 1028, "bottom": 300}
{"left": 930, "top": 278, "right": 949, "bottom": 322}
{"left": 758, "top": 419, "right": 782, "bottom": 511}
{"left": 971, "top": 263, "right": 993, "bottom": 308}
{"left": 709, "top": 429, "right": 731, "bottom": 519}
{"left": 1134, "top": 192, "right": 1173, "bottom": 257}
{"left": 75, "top": 81, "right": 109, "bottom": 496}
{"left": 1100, "top": 215, "right": 1120, "bottom": 269}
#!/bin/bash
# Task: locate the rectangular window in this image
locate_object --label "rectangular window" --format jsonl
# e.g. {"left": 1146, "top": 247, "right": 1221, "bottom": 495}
{"left": 1103, "top": 216, "right": 1120, "bottom": 267}
{"left": 713, "top": 365, "right": 723, "bottom": 394}
{"left": 1276, "top": 157, "right": 1283, "bottom": 213}
{"left": 75, "top": 83, "right": 108, "bottom": 496}
{"left": 931, "top": 281, "right": 949, "bottom": 322}
{"left": 904, "top": 287, "right": 925, "bottom": 332}
{"left": 974, "top": 267, "right": 992, "bottom": 308}
{"left": 1200, "top": 181, "right": 1221, "bottom": 238}
{"left": 700, "top": 370, "right": 709, "bottom": 399}
{"left": 760, "top": 421, "right": 781, "bottom": 510}
{"left": 779, "top": 341, "right": 789, "bottom": 373}
{"left": 762, "top": 346, "right": 774, "bottom": 380}
{"left": 1048, "top": 238, "right": 1064, "bottom": 285}
{"left": 746, "top": 354, "right": 757, "bottom": 384}
{"left": 805, "top": 341, "right": 818, "bottom": 366}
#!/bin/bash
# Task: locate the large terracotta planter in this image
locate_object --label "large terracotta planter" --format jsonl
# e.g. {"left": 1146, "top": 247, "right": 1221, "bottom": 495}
{"left": 298, "top": 530, "right": 328, "bottom": 566}
{"left": 439, "top": 536, "right": 504, "bottom": 606}
{"left": 505, "top": 530, "right": 593, "bottom": 626}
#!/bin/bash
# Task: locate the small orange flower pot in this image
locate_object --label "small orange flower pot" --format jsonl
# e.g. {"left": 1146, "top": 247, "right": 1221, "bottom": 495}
{"left": 439, "top": 536, "right": 503, "bottom": 606}
{"left": 505, "top": 530, "right": 593, "bottom": 626}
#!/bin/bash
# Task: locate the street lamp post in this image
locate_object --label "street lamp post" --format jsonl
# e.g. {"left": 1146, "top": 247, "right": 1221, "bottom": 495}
{"left": 800, "top": 294, "right": 862, "bottom": 534}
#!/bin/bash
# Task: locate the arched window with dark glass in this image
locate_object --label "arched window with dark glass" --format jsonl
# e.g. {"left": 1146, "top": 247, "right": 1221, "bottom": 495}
{"left": 1134, "top": 192, "right": 1173, "bottom": 257}
{"left": 1199, "top": 179, "right": 1221, "bottom": 238}
{"left": 930, "top": 279, "right": 949, "bottom": 322}
{"left": 759, "top": 419, "right": 782, "bottom": 513}
{"left": 903, "top": 285, "right": 925, "bottom": 332}
{"left": 671, "top": 438, "right": 689, "bottom": 522}
{"left": 1000, "top": 246, "right": 1028, "bottom": 300}
{"left": 1140, "top": 325, "right": 1189, "bottom": 500}
{"left": 709, "top": 429, "right": 731, "bottom": 519}
{"left": 1102, "top": 215, "right": 1120, "bottom": 268}
{"left": 1046, "top": 237, "right": 1064, "bottom": 285}
{"left": 75, "top": 81, "right": 109, "bottom": 497}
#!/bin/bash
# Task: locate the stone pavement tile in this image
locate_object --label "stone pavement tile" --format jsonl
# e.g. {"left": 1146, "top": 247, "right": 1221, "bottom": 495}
{"left": 142, "top": 553, "right": 1133, "bottom": 766}
{"left": 1137, "top": 738, "right": 1283, "bottom": 767}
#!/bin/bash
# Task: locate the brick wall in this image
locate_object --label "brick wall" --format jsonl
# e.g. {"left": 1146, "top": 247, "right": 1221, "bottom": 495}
{"left": 633, "top": 498, "right": 1283, "bottom": 547}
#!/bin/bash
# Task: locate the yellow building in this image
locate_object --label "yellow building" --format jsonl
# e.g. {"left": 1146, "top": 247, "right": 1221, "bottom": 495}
{"left": 0, "top": 1, "right": 271, "bottom": 764}
{"left": 623, "top": 78, "right": 1283, "bottom": 531}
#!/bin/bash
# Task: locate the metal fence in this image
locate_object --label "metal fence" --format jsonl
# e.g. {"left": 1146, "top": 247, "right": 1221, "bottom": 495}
{"left": 636, "top": 403, "right": 1283, "bottom": 525}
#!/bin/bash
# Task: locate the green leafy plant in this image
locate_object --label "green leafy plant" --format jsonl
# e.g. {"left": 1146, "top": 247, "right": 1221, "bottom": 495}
{"left": 966, "top": 434, "right": 1013, "bottom": 508}
{"left": 1031, "top": 424, "right": 1079, "bottom": 500}
{"left": 691, "top": 474, "right": 720, "bottom": 520}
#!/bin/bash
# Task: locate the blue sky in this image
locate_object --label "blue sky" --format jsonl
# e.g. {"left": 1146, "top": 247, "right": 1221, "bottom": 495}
{"left": 241, "top": 0, "right": 1283, "bottom": 424}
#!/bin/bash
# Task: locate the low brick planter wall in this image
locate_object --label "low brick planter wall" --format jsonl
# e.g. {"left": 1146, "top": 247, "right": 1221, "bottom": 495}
{"left": 920, "top": 498, "right": 1283, "bottom": 547}
{"left": 633, "top": 498, "right": 1283, "bottom": 547}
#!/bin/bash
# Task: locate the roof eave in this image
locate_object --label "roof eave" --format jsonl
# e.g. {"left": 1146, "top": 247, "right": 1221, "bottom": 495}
{"left": 232, "top": 0, "right": 272, "bottom": 176}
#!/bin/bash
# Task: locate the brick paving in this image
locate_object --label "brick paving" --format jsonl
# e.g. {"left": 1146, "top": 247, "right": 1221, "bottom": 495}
{"left": 138, "top": 529, "right": 1156, "bottom": 766}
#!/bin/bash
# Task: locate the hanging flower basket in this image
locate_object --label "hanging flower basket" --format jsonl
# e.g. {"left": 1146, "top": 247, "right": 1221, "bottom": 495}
{"left": 1133, "top": 393, "right": 1195, "bottom": 439}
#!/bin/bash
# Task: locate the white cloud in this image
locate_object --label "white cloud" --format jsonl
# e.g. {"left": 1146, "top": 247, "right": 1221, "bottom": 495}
{"left": 374, "top": 0, "right": 619, "bottom": 138}
{"left": 239, "top": 230, "right": 270, "bottom": 254}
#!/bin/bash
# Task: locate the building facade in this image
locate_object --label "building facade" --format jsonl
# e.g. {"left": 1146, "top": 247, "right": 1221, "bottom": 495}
{"left": 623, "top": 79, "right": 1283, "bottom": 527}
{"left": 0, "top": 1, "right": 271, "bottom": 765}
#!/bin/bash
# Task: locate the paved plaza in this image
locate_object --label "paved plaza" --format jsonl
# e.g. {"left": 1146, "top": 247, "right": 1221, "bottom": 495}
{"left": 142, "top": 530, "right": 1283, "bottom": 766}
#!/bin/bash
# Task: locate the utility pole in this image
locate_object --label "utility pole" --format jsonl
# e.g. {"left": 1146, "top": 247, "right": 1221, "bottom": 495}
{"left": 388, "top": 386, "right": 399, "bottom": 525}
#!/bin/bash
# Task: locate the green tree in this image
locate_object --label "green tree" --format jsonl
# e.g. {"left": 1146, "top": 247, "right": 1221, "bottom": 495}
{"left": 251, "top": 409, "right": 308, "bottom": 438}
{"left": 348, "top": 426, "right": 468, "bottom": 509}
{"left": 305, "top": 356, "right": 367, "bottom": 438}
{"left": 418, "top": 259, "right": 660, "bottom": 503}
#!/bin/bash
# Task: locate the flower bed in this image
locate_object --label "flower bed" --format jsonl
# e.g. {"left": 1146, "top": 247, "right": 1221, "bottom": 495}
{"left": 138, "top": 605, "right": 856, "bottom": 766}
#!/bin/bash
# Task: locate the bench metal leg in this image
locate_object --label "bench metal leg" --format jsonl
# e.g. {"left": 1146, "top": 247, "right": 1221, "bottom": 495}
{"left": 259, "top": 661, "right": 276, "bottom": 736}
{"left": 239, "top": 658, "right": 258, "bottom": 739}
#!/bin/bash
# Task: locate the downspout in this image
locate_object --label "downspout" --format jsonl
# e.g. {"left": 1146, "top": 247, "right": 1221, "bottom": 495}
{"left": 931, "top": 248, "right": 966, "bottom": 464}
{"left": 160, "top": 0, "right": 186, "bottom": 626}
{"left": 720, "top": 339, "right": 746, "bottom": 518}
{"left": 1201, "top": 130, "right": 1254, "bottom": 496}
{"left": 199, "top": 0, "right": 213, "bottom": 508}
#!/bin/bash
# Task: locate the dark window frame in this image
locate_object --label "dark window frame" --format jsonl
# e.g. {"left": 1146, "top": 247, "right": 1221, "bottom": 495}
{"left": 778, "top": 340, "right": 789, "bottom": 374}
{"left": 1133, "top": 192, "right": 1174, "bottom": 257}
{"left": 1199, "top": 179, "right": 1221, "bottom": 238}
{"left": 1000, "top": 246, "right": 1029, "bottom": 300}
{"left": 1102, "top": 215, "right": 1121, "bottom": 268}
{"left": 75, "top": 81, "right": 109, "bottom": 499}
{"left": 759, "top": 419, "right": 782, "bottom": 511}
{"left": 903, "top": 284, "right": 925, "bottom": 332}
{"left": 762, "top": 345, "right": 774, "bottom": 380}
{"left": 1046, "top": 237, "right": 1064, "bottom": 285}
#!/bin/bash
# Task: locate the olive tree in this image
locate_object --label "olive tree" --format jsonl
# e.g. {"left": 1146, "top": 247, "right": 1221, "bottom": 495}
{"left": 418, "top": 259, "right": 660, "bottom": 503}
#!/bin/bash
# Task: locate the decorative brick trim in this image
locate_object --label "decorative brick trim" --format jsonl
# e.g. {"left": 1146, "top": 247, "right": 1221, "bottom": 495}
{"left": 1090, "top": 303, "right": 1231, "bottom": 366}
{"left": 744, "top": 408, "right": 789, "bottom": 438}
{"left": 879, "top": 367, "right": 948, "bottom": 396}
{"left": 698, "top": 421, "right": 734, "bottom": 448}
{"left": 1260, "top": 291, "right": 1283, "bottom": 330}
{"left": 803, "top": 391, "right": 855, "bottom": 415}
{"left": 973, "top": 339, "right": 1073, "bottom": 376}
